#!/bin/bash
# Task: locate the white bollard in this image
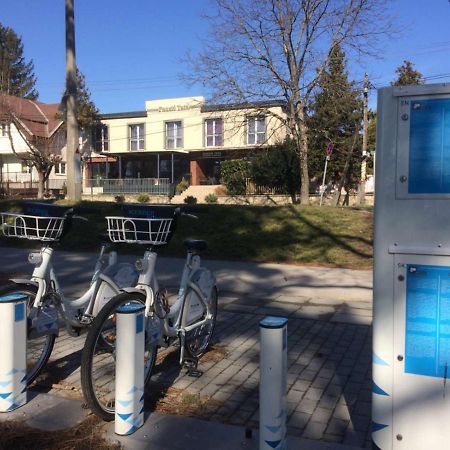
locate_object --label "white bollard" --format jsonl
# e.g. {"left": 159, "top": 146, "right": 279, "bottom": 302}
{"left": 115, "top": 302, "right": 145, "bottom": 435}
{"left": 260, "top": 316, "right": 288, "bottom": 450}
{"left": 0, "top": 293, "right": 27, "bottom": 412}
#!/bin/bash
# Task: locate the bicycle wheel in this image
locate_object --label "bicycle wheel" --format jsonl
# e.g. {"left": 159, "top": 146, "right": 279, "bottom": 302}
{"left": 184, "top": 285, "right": 218, "bottom": 359}
{"left": 80, "top": 292, "right": 158, "bottom": 421}
{"left": 0, "top": 283, "right": 56, "bottom": 385}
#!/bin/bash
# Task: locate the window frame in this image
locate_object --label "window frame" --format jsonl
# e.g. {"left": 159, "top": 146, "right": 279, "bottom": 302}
{"left": 129, "top": 123, "right": 145, "bottom": 151}
{"left": 94, "top": 124, "right": 109, "bottom": 152}
{"left": 54, "top": 162, "right": 66, "bottom": 175}
{"left": 246, "top": 115, "right": 266, "bottom": 145}
{"left": 165, "top": 120, "right": 183, "bottom": 149}
{"left": 204, "top": 118, "right": 224, "bottom": 147}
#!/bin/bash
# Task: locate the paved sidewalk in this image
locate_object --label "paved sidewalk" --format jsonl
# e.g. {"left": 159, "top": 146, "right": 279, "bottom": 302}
{"left": 1, "top": 246, "right": 374, "bottom": 448}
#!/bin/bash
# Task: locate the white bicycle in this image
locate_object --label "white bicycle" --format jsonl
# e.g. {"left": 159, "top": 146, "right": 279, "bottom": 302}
{"left": 0, "top": 202, "right": 138, "bottom": 384}
{"left": 80, "top": 204, "right": 218, "bottom": 421}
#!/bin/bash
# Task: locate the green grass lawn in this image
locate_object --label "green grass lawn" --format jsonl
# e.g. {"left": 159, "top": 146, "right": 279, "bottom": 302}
{"left": 0, "top": 200, "right": 373, "bottom": 269}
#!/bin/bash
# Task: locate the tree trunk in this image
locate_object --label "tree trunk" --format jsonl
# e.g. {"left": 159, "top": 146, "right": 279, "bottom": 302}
{"left": 37, "top": 171, "right": 45, "bottom": 199}
{"left": 297, "top": 108, "right": 310, "bottom": 205}
{"left": 333, "top": 134, "right": 358, "bottom": 207}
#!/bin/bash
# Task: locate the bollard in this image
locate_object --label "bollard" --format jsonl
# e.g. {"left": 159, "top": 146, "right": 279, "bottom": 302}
{"left": 260, "top": 316, "right": 288, "bottom": 450}
{"left": 115, "top": 302, "right": 145, "bottom": 435}
{"left": 0, "top": 293, "right": 27, "bottom": 412}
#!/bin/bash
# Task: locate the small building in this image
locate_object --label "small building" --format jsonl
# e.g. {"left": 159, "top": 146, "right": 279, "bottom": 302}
{"left": 85, "top": 96, "right": 287, "bottom": 192}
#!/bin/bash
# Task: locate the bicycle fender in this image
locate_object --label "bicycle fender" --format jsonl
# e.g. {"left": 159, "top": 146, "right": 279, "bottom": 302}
{"left": 121, "top": 287, "right": 145, "bottom": 295}
{"left": 9, "top": 278, "right": 39, "bottom": 288}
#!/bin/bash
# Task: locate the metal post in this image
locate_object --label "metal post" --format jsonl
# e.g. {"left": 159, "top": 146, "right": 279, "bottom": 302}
{"left": 0, "top": 293, "right": 27, "bottom": 412}
{"left": 115, "top": 302, "right": 145, "bottom": 435}
{"left": 260, "top": 316, "right": 288, "bottom": 450}
{"left": 319, "top": 155, "right": 330, "bottom": 206}
{"left": 171, "top": 153, "right": 174, "bottom": 184}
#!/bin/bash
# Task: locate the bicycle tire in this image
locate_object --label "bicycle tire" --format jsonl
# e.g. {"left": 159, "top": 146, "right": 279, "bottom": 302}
{"left": 80, "top": 291, "right": 158, "bottom": 421}
{"left": 184, "top": 285, "right": 218, "bottom": 359}
{"left": 0, "top": 283, "right": 56, "bottom": 385}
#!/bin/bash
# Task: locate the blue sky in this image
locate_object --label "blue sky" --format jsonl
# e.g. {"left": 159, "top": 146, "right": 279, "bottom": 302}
{"left": 2, "top": 0, "right": 450, "bottom": 113}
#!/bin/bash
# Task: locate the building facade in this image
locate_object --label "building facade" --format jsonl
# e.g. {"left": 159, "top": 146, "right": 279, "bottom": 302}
{"left": 86, "top": 96, "right": 287, "bottom": 189}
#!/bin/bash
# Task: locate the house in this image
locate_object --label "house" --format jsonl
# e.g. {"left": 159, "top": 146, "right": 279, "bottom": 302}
{"left": 84, "top": 96, "right": 287, "bottom": 194}
{"left": 0, "top": 95, "right": 67, "bottom": 194}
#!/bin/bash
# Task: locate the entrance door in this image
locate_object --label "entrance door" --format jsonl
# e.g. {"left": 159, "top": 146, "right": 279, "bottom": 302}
{"left": 393, "top": 255, "right": 450, "bottom": 449}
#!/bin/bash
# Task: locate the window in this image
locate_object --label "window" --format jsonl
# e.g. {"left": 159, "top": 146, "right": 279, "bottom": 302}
{"left": 94, "top": 125, "right": 109, "bottom": 152}
{"left": 165, "top": 121, "right": 183, "bottom": 149}
{"left": 205, "top": 118, "right": 223, "bottom": 147}
{"left": 129, "top": 124, "right": 145, "bottom": 151}
{"left": 54, "top": 162, "right": 66, "bottom": 175}
{"left": 247, "top": 116, "right": 266, "bottom": 145}
{"left": 21, "top": 162, "right": 32, "bottom": 174}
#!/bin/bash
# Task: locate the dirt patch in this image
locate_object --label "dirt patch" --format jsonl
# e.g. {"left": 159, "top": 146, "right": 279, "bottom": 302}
{"left": 149, "top": 386, "right": 222, "bottom": 418}
{"left": 0, "top": 415, "right": 120, "bottom": 450}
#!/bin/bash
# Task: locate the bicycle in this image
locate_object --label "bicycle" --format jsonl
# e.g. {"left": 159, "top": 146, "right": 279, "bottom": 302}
{"left": 0, "top": 202, "right": 139, "bottom": 384}
{"left": 80, "top": 204, "right": 218, "bottom": 421}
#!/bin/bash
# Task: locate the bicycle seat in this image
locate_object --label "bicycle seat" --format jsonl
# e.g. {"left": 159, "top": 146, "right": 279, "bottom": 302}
{"left": 184, "top": 239, "right": 207, "bottom": 253}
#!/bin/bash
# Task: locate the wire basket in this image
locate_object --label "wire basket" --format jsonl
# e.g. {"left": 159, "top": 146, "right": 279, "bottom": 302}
{"left": 0, "top": 213, "right": 65, "bottom": 242}
{"left": 106, "top": 216, "right": 174, "bottom": 245}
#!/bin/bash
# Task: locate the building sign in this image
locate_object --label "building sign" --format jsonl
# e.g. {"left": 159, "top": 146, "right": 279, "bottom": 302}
{"left": 201, "top": 151, "right": 223, "bottom": 159}
{"left": 147, "top": 104, "right": 199, "bottom": 113}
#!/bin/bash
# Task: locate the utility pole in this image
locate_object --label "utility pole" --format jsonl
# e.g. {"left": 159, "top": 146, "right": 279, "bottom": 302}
{"left": 357, "top": 73, "right": 369, "bottom": 205}
{"left": 65, "top": 0, "right": 81, "bottom": 201}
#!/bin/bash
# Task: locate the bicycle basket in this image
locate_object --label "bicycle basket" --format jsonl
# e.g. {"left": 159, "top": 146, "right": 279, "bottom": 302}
{"left": 106, "top": 216, "right": 174, "bottom": 245}
{"left": 0, "top": 212, "right": 65, "bottom": 241}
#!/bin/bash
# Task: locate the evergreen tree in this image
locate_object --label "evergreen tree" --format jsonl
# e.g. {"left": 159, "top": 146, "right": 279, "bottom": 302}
{"left": 60, "top": 69, "right": 100, "bottom": 130}
{"left": 308, "top": 45, "right": 362, "bottom": 193}
{"left": 0, "top": 23, "right": 38, "bottom": 99}
{"left": 392, "top": 60, "right": 423, "bottom": 86}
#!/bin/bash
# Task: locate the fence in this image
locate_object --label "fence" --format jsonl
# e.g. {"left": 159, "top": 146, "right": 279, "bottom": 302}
{"left": 245, "top": 178, "right": 289, "bottom": 195}
{"left": 84, "top": 178, "right": 172, "bottom": 195}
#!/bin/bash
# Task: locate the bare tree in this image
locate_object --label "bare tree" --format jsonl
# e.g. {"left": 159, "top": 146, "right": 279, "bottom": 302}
{"left": 0, "top": 95, "right": 63, "bottom": 199}
{"left": 185, "top": 0, "right": 393, "bottom": 204}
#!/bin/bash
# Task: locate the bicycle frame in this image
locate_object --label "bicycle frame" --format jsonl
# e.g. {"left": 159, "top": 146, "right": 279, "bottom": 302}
{"left": 124, "top": 249, "right": 216, "bottom": 344}
{"left": 20, "top": 245, "right": 123, "bottom": 328}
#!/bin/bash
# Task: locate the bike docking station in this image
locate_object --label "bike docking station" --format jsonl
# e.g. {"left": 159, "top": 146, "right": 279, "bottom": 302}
{"left": 259, "top": 316, "right": 287, "bottom": 450}
{"left": 373, "top": 83, "right": 450, "bottom": 449}
{"left": 0, "top": 293, "right": 27, "bottom": 412}
{"left": 115, "top": 302, "right": 145, "bottom": 435}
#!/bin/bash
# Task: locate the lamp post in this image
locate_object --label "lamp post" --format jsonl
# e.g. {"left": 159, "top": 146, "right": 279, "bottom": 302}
{"left": 319, "top": 143, "right": 333, "bottom": 206}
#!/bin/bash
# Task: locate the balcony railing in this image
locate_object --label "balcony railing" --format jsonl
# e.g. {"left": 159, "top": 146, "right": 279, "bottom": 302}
{"left": 84, "top": 178, "right": 171, "bottom": 195}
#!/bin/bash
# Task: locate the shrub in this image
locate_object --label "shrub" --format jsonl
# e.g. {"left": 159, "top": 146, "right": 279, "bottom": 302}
{"left": 184, "top": 195, "right": 197, "bottom": 205}
{"left": 250, "top": 139, "right": 300, "bottom": 203}
{"left": 176, "top": 177, "right": 189, "bottom": 194}
{"left": 114, "top": 195, "right": 125, "bottom": 203}
{"left": 137, "top": 193, "right": 150, "bottom": 203}
{"left": 214, "top": 185, "right": 227, "bottom": 196}
{"left": 220, "top": 160, "right": 251, "bottom": 196}
{"left": 205, "top": 193, "right": 218, "bottom": 204}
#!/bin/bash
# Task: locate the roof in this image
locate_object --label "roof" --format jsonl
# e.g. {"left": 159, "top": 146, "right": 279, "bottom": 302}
{"left": 100, "top": 111, "right": 147, "bottom": 120}
{"left": 0, "top": 94, "right": 63, "bottom": 138}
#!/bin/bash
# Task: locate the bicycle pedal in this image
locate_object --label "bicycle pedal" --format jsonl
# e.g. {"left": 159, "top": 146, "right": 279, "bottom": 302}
{"left": 79, "top": 314, "right": 94, "bottom": 325}
{"left": 183, "top": 358, "right": 202, "bottom": 378}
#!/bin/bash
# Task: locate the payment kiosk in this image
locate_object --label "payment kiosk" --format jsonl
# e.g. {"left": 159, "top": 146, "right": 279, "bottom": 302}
{"left": 373, "top": 83, "right": 450, "bottom": 449}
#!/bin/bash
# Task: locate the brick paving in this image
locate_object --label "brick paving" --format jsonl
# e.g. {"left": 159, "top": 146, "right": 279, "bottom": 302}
{"left": 33, "top": 293, "right": 373, "bottom": 449}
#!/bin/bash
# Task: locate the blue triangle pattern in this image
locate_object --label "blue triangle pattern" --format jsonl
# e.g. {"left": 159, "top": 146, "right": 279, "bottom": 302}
{"left": 20, "top": 375, "right": 27, "bottom": 384}
{"left": 265, "top": 439, "right": 282, "bottom": 449}
{"left": 372, "top": 422, "right": 388, "bottom": 433}
{"left": 373, "top": 353, "right": 389, "bottom": 366}
{"left": 126, "top": 425, "right": 139, "bottom": 434}
{"left": 117, "top": 399, "right": 132, "bottom": 407}
{"left": 372, "top": 382, "right": 389, "bottom": 396}
{"left": 0, "top": 392, "right": 12, "bottom": 399}
{"left": 117, "top": 413, "right": 133, "bottom": 421}
{"left": 265, "top": 425, "right": 281, "bottom": 433}
{"left": 140, "top": 394, "right": 145, "bottom": 403}
{"left": 139, "top": 405, "right": 144, "bottom": 414}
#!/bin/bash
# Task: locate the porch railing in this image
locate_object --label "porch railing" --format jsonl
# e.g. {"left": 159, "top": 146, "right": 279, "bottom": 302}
{"left": 84, "top": 178, "right": 172, "bottom": 195}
